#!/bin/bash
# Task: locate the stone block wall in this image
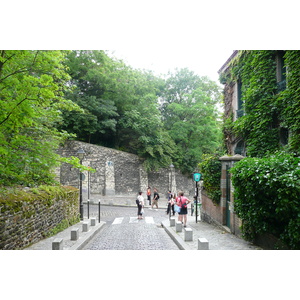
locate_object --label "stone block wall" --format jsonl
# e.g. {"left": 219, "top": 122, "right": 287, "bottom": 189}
{"left": 57, "top": 141, "right": 194, "bottom": 200}
{"left": 0, "top": 186, "right": 79, "bottom": 250}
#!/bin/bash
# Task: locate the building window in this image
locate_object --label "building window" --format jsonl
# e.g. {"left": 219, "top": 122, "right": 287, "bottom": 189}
{"left": 234, "top": 140, "right": 245, "bottom": 155}
{"left": 279, "top": 127, "right": 289, "bottom": 146}
{"left": 276, "top": 51, "right": 286, "bottom": 92}
{"left": 236, "top": 79, "right": 244, "bottom": 118}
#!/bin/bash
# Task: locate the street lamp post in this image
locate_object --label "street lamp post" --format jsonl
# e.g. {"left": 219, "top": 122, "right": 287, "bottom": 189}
{"left": 193, "top": 172, "right": 201, "bottom": 223}
{"left": 169, "top": 164, "right": 174, "bottom": 220}
{"left": 77, "top": 148, "right": 85, "bottom": 220}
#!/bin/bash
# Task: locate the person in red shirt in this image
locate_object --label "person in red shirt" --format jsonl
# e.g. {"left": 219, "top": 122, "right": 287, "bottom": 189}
{"left": 176, "top": 191, "right": 191, "bottom": 227}
{"left": 146, "top": 186, "right": 151, "bottom": 206}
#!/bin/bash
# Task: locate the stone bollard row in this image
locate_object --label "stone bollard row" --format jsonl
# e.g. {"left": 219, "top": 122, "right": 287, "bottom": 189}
{"left": 52, "top": 218, "right": 98, "bottom": 250}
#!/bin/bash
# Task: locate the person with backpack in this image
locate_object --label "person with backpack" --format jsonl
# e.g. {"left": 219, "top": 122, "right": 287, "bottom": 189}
{"left": 151, "top": 188, "right": 159, "bottom": 210}
{"left": 176, "top": 191, "right": 191, "bottom": 227}
{"left": 136, "top": 191, "right": 144, "bottom": 219}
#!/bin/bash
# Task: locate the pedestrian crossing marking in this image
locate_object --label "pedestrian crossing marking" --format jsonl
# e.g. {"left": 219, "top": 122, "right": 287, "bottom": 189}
{"left": 112, "top": 217, "right": 155, "bottom": 224}
{"left": 112, "top": 217, "right": 124, "bottom": 225}
{"left": 129, "top": 217, "right": 139, "bottom": 223}
{"left": 145, "top": 217, "right": 155, "bottom": 224}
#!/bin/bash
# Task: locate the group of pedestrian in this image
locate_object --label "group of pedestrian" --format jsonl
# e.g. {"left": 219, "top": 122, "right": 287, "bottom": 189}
{"left": 136, "top": 186, "right": 159, "bottom": 219}
{"left": 136, "top": 187, "right": 191, "bottom": 227}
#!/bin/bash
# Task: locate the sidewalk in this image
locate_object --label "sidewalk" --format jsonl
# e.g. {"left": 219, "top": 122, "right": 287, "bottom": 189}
{"left": 24, "top": 219, "right": 106, "bottom": 250}
{"left": 161, "top": 214, "right": 261, "bottom": 250}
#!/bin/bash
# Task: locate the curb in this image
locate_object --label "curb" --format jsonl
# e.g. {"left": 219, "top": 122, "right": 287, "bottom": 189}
{"left": 70, "top": 221, "right": 106, "bottom": 250}
{"left": 161, "top": 219, "right": 192, "bottom": 250}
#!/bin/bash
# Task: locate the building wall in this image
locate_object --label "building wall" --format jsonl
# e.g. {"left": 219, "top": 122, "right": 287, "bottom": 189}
{"left": 201, "top": 192, "right": 224, "bottom": 225}
{"left": 200, "top": 155, "right": 243, "bottom": 237}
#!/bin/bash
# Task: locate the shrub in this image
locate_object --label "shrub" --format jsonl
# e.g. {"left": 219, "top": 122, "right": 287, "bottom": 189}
{"left": 230, "top": 152, "right": 300, "bottom": 249}
{"left": 198, "top": 153, "right": 222, "bottom": 204}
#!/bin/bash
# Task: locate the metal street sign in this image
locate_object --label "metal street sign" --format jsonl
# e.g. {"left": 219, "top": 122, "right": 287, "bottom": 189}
{"left": 193, "top": 173, "right": 201, "bottom": 182}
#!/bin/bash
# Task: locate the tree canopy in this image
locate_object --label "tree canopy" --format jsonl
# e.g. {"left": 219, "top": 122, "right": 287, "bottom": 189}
{"left": 0, "top": 50, "right": 80, "bottom": 186}
{"left": 160, "top": 68, "right": 223, "bottom": 173}
{"left": 0, "top": 50, "right": 223, "bottom": 186}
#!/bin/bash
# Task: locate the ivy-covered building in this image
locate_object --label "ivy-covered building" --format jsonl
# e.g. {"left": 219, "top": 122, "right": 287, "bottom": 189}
{"left": 213, "top": 51, "right": 300, "bottom": 248}
{"left": 218, "top": 50, "right": 300, "bottom": 157}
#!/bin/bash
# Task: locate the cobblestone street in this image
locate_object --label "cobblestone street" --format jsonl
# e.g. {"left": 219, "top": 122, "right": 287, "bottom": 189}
{"left": 83, "top": 204, "right": 179, "bottom": 250}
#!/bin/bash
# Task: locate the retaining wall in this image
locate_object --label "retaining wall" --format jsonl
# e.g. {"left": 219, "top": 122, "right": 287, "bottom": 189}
{"left": 0, "top": 186, "right": 79, "bottom": 250}
{"left": 57, "top": 141, "right": 194, "bottom": 199}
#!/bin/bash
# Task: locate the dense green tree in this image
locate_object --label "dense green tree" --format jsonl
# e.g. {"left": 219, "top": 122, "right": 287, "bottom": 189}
{"left": 61, "top": 50, "right": 174, "bottom": 170}
{"left": 161, "top": 68, "right": 223, "bottom": 173}
{"left": 61, "top": 50, "right": 119, "bottom": 145}
{"left": 0, "top": 50, "right": 80, "bottom": 186}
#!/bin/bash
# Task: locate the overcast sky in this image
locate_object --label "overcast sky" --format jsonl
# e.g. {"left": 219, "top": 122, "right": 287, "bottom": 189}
{"left": 109, "top": 49, "right": 234, "bottom": 83}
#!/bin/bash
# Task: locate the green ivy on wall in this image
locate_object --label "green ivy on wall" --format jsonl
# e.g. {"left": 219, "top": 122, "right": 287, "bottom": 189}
{"left": 277, "top": 51, "right": 300, "bottom": 152}
{"left": 223, "top": 50, "right": 300, "bottom": 156}
{"left": 198, "top": 153, "right": 222, "bottom": 205}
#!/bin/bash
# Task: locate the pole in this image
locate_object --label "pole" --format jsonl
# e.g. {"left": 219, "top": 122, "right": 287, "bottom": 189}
{"left": 79, "top": 169, "right": 83, "bottom": 220}
{"left": 88, "top": 170, "right": 90, "bottom": 200}
{"left": 98, "top": 199, "right": 101, "bottom": 223}
{"left": 87, "top": 199, "right": 90, "bottom": 219}
{"left": 195, "top": 181, "right": 198, "bottom": 223}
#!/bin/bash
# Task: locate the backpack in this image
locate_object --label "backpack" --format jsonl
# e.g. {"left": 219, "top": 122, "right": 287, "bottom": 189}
{"left": 136, "top": 199, "right": 140, "bottom": 205}
{"left": 180, "top": 197, "right": 187, "bottom": 208}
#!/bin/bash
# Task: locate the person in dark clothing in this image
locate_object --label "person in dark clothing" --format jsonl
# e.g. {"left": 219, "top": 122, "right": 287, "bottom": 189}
{"left": 166, "top": 190, "right": 175, "bottom": 216}
{"left": 151, "top": 188, "right": 159, "bottom": 210}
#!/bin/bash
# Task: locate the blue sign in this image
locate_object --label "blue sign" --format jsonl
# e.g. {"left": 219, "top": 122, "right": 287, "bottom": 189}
{"left": 193, "top": 173, "right": 201, "bottom": 182}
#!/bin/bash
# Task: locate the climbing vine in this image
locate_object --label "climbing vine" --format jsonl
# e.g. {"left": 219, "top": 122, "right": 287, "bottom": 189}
{"left": 223, "top": 50, "right": 300, "bottom": 156}
{"left": 277, "top": 51, "right": 300, "bottom": 152}
{"left": 198, "top": 153, "right": 222, "bottom": 205}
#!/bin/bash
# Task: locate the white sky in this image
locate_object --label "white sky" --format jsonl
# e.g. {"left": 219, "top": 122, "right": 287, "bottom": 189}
{"left": 109, "top": 49, "right": 234, "bottom": 82}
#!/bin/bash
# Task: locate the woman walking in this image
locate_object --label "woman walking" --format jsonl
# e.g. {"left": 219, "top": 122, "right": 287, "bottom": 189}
{"left": 176, "top": 191, "right": 191, "bottom": 227}
{"left": 137, "top": 191, "right": 144, "bottom": 219}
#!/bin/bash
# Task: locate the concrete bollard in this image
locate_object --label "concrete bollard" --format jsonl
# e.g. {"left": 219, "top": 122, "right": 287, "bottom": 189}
{"left": 71, "top": 228, "right": 79, "bottom": 241}
{"left": 198, "top": 238, "right": 209, "bottom": 250}
{"left": 170, "top": 218, "right": 175, "bottom": 227}
{"left": 175, "top": 221, "right": 182, "bottom": 232}
{"left": 90, "top": 218, "right": 96, "bottom": 226}
{"left": 52, "top": 238, "right": 63, "bottom": 250}
{"left": 184, "top": 228, "right": 193, "bottom": 241}
{"left": 82, "top": 221, "right": 89, "bottom": 232}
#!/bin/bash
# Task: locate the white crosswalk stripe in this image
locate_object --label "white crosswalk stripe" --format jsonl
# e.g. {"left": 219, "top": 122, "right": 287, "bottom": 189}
{"left": 112, "top": 217, "right": 124, "bottom": 225}
{"left": 145, "top": 217, "right": 155, "bottom": 224}
{"left": 112, "top": 216, "right": 155, "bottom": 224}
{"left": 129, "top": 217, "right": 139, "bottom": 223}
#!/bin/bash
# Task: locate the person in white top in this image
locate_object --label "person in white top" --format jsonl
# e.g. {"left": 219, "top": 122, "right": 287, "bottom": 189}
{"left": 137, "top": 191, "right": 144, "bottom": 219}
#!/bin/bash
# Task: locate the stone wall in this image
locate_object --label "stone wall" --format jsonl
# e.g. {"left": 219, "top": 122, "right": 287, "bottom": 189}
{"left": 57, "top": 141, "right": 194, "bottom": 200}
{"left": 0, "top": 186, "right": 79, "bottom": 250}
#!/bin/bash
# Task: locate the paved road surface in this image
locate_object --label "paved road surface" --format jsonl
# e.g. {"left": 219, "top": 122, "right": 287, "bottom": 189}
{"left": 83, "top": 204, "right": 179, "bottom": 250}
